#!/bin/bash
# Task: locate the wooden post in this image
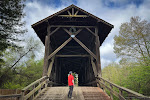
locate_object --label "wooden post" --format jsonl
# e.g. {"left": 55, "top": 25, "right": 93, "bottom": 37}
{"left": 43, "top": 35, "right": 50, "bottom": 76}
{"left": 119, "top": 89, "right": 123, "bottom": 100}
{"left": 97, "top": 79, "right": 102, "bottom": 88}
{"left": 103, "top": 80, "right": 106, "bottom": 93}
{"left": 43, "top": 25, "right": 51, "bottom": 76}
{"left": 95, "top": 27, "right": 102, "bottom": 77}
{"left": 128, "top": 93, "right": 132, "bottom": 100}
{"left": 31, "top": 85, "right": 35, "bottom": 99}
{"left": 38, "top": 81, "right": 41, "bottom": 94}
{"left": 110, "top": 84, "right": 113, "bottom": 100}
{"left": 45, "top": 78, "right": 48, "bottom": 88}
{"left": 21, "top": 90, "right": 24, "bottom": 100}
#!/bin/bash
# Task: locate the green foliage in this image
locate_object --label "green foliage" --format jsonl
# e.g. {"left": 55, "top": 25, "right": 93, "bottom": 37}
{"left": 1, "top": 58, "right": 43, "bottom": 89}
{"left": 102, "top": 61, "right": 150, "bottom": 96}
{"left": 126, "top": 64, "right": 150, "bottom": 95}
{"left": 72, "top": 72, "right": 78, "bottom": 85}
{"left": 114, "top": 16, "right": 150, "bottom": 62}
{"left": 2, "top": 82, "right": 22, "bottom": 89}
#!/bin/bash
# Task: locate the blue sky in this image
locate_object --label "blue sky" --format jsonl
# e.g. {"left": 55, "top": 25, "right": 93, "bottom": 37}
{"left": 23, "top": 0, "right": 150, "bottom": 68}
{"left": 27, "top": 0, "right": 144, "bottom": 8}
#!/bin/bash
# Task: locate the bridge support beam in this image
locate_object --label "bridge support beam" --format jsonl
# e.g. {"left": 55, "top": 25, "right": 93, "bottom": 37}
{"left": 43, "top": 35, "right": 50, "bottom": 76}
{"left": 91, "top": 57, "right": 98, "bottom": 77}
{"left": 47, "top": 57, "right": 55, "bottom": 77}
{"left": 95, "top": 27, "right": 102, "bottom": 77}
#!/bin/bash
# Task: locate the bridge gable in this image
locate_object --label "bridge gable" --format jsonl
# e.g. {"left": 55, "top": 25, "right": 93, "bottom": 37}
{"left": 32, "top": 4, "right": 113, "bottom": 46}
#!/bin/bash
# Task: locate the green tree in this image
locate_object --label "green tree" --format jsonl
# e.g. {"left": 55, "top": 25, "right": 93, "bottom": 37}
{"left": 114, "top": 16, "right": 150, "bottom": 64}
{"left": 0, "top": 37, "right": 44, "bottom": 88}
{"left": 1, "top": 58, "right": 43, "bottom": 89}
{"left": 102, "top": 16, "right": 150, "bottom": 97}
{"left": 0, "top": 0, "right": 26, "bottom": 64}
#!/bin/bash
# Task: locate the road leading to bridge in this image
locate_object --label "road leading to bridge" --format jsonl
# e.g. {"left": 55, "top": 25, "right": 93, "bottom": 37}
{"left": 36, "top": 86, "right": 111, "bottom": 100}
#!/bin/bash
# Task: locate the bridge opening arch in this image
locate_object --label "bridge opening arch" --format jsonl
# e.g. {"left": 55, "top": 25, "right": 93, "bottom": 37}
{"left": 56, "top": 57, "right": 95, "bottom": 86}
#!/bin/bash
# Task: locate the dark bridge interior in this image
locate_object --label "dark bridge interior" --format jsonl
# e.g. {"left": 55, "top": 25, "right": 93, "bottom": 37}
{"left": 49, "top": 38, "right": 96, "bottom": 86}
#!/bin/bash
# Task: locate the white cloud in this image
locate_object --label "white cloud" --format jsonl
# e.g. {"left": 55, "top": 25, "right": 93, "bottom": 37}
{"left": 23, "top": 1, "right": 76, "bottom": 60}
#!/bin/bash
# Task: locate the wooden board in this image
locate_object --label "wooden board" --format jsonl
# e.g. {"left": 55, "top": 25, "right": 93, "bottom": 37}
{"left": 35, "top": 87, "right": 111, "bottom": 100}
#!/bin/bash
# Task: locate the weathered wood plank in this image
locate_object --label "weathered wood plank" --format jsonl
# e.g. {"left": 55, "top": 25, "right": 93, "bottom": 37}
{"left": 43, "top": 35, "right": 49, "bottom": 76}
{"left": 22, "top": 76, "right": 47, "bottom": 91}
{"left": 95, "top": 27, "right": 101, "bottom": 76}
{"left": 0, "top": 94, "right": 21, "bottom": 98}
{"left": 33, "top": 88, "right": 47, "bottom": 100}
{"left": 58, "top": 15, "right": 88, "bottom": 17}
{"left": 86, "top": 27, "right": 96, "bottom": 36}
{"left": 48, "top": 37, "right": 72, "bottom": 60}
{"left": 56, "top": 55, "right": 90, "bottom": 57}
{"left": 97, "top": 80, "right": 126, "bottom": 100}
{"left": 90, "top": 57, "right": 98, "bottom": 77}
{"left": 72, "top": 8, "right": 74, "bottom": 15}
{"left": 67, "top": 10, "right": 71, "bottom": 15}
{"left": 50, "top": 25, "right": 96, "bottom": 28}
{"left": 110, "top": 84, "right": 114, "bottom": 100}
{"left": 34, "top": 87, "right": 111, "bottom": 100}
{"left": 74, "top": 10, "right": 79, "bottom": 15}
{"left": 73, "top": 37, "right": 97, "bottom": 60}
{"left": 74, "top": 29, "right": 83, "bottom": 35}
{"left": 48, "top": 27, "right": 60, "bottom": 36}
{"left": 47, "top": 57, "right": 55, "bottom": 77}
{"left": 97, "top": 77, "right": 150, "bottom": 99}
{"left": 24, "top": 81, "right": 46, "bottom": 100}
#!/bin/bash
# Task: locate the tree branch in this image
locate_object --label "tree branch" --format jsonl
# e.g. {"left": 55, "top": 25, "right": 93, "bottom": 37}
{"left": 0, "top": 47, "right": 34, "bottom": 78}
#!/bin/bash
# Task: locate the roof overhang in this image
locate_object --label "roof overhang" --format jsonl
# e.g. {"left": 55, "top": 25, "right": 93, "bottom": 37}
{"left": 32, "top": 4, "right": 114, "bottom": 46}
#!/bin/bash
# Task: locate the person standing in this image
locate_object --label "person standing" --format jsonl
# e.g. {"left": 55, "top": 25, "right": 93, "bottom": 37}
{"left": 68, "top": 71, "right": 74, "bottom": 99}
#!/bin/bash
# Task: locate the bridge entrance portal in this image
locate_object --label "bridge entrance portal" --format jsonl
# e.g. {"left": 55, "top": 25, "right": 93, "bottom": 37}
{"left": 32, "top": 4, "right": 113, "bottom": 86}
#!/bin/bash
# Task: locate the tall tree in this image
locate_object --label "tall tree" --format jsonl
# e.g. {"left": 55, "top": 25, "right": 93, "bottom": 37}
{"left": 0, "top": 0, "right": 26, "bottom": 63}
{"left": 114, "top": 16, "right": 150, "bottom": 64}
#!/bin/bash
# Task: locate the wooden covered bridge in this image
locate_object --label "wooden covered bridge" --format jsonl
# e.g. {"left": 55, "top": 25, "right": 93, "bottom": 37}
{"left": 0, "top": 4, "right": 149, "bottom": 100}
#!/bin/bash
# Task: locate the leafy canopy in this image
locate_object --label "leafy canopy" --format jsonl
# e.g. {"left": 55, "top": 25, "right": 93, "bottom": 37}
{"left": 114, "top": 16, "right": 150, "bottom": 63}
{"left": 0, "top": 0, "right": 26, "bottom": 63}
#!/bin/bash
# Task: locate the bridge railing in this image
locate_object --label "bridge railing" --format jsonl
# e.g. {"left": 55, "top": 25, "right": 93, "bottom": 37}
{"left": 96, "top": 76, "right": 150, "bottom": 100}
{"left": 21, "top": 76, "right": 48, "bottom": 100}
{"left": 0, "top": 94, "right": 21, "bottom": 100}
{"left": 20, "top": 76, "right": 64, "bottom": 100}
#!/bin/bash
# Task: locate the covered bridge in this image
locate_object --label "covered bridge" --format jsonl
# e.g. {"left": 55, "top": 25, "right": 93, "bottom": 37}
{"left": 32, "top": 4, "right": 113, "bottom": 86}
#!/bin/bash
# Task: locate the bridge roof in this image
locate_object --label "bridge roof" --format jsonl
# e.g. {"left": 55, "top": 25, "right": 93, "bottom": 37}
{"left": 32, "top": 4, "right": 114, "bottom": 46}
